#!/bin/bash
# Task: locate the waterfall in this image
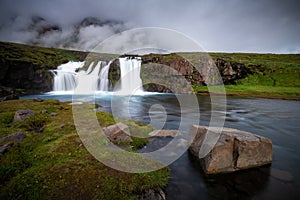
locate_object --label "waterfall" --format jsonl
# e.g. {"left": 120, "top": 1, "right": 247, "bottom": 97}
{"left": 117, "top": 57, "right": 143, "bottom": 95}
{"left": 98, "top": 60, "right": 113, "bottom": 91}
{"left": 51, "top": 57, "right": 144, "bottom": 95}
{"left": 76, "top": 61, "right": 102, "bottom": 94}
{"left": 52, "top": 61, "right": 85, "bottom": 92}
{"left": 85, "top": 62, "right": 95, "bottom": 74}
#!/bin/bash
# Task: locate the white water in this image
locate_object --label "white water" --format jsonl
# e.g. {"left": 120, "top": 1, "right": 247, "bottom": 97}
{"left": 75, "top": 61, "right": 102, "bottom": 94}
{"left": 52, "top": 61, "right": 85, "bottom": 92}
{"left": 51, "top": 57, "right": 145, "bottom": 95}
{"left": 117, "top": 57, "right": 143, "bottom": 95}
{"left": 98, "top": 60, "right": 113, "bottom": 91}
{"left": 85, "top": 62, "right": 95, "bottom": 74}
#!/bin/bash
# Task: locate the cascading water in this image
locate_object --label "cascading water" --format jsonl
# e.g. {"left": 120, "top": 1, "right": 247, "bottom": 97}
{"left": 52, "top": 61, "right": 85, "bottom": 92}
{"left": 51, "top": 57, "right": 144, "bottom": 95}
{"left": 98, "top": 60, "right": 113, "bottom": 91}
{"left": 76, "top": 61, "right": 103, "bottom": 94}
{"left": 117, "top": 57, "right": 143, "bottom": 95}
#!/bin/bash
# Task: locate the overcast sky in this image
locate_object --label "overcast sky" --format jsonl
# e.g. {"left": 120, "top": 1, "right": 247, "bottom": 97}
{"left": 0, "top": 0, "right": 299, "bottom": 53}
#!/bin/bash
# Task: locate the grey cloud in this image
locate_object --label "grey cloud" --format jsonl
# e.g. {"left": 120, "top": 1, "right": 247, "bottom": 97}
{"left": 0, "top": 0, "right": 299, "bottom": 53}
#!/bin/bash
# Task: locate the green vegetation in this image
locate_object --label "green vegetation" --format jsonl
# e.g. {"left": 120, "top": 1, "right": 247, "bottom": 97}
{"left": 186, "top": 52, "right": 300, "bottom": 100}
{"left": 194, "top": 85, "right": 300, "bottom": 100}
{"left": 0, "top": 41, "right": 87, "bottom": 70}
{"left": 209, "top": 53, "right": 300, "bottom": 87}
{"left": 0, "top": 100, "right": 169, "bottom": 199}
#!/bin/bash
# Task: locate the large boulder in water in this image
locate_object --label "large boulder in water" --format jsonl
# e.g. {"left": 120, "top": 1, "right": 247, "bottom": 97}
{"left": 189, "top": 125, "right": 272, "bottom": 174}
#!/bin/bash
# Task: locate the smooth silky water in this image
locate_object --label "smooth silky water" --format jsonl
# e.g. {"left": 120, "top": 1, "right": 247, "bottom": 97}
{"left": 21, "top": 93, "right": 300, "bottom": 199}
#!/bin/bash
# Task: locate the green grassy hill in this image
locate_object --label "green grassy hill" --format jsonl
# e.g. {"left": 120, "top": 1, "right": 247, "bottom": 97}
{"left": 183, "top": 52, "right": 300, "bottom": 100}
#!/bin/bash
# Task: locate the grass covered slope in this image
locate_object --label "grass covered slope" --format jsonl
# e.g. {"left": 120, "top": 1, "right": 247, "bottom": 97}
{"left": 203, "top": 53, "right": 300, "bottom": 100}
{"left": 210, "top": 53, "right": 300, "bottom": 87}
{"left": 0, "top": 41, "right": 87, "bottom": 69}
{"left": 0, "top": 100, "right": 169, "bottom": 199}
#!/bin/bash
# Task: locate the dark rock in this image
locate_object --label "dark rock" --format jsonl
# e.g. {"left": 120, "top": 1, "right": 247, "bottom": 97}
{"left": 32, "top": 97, "right": 43, "bottom": 102}
{"left": 41, "top": 109, "right": 48, "bottom": 114}
{"left": 102, "top": 122, "right": 133, "bottom": 143}
{"left": 189, "top": 125, "right": 272, "bottom": 174}
{"left": 135, "top": 188, "right": 166, "bottom": 200}
{"left": 141, "top": 54, "right": 205, "bottom": 93}
{"left": 1, "top": 94, "right": 19, "bottom": 101}
{"left": 0, "top": 86, "right": 15, "bottom": 97}
{"left": 13, "top": 110, "right": 35, "bottom": 122}
{"left": 0, "top": 142, "right": 14, "bottom": 153}
{"left": 59, "top": 124, "right": 65, "bottom": 130}
{"left": 0, "top": 132, "right": 26, "bottom": 153}
{"left": 214, "top": 58, "right": 250, "bottom": 84}
{"left": 0, "top": 132, "right": 26, "bottom": 144}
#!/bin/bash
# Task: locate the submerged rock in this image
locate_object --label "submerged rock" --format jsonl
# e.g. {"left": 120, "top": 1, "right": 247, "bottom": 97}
{"left": 13, "top": 110, "right": 35, "bottom": 122}
{"left": 189, "top": 125, "right": 272, "bottom": 174}
{"left": 148, "top": 130, "right": 181, "bottom": 137}
{"left": 103, "top": 122, "right": 133, "bottom": 143}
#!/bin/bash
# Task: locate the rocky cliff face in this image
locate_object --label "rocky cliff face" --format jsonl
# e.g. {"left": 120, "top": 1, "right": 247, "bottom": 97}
{"left": 214, "top": 58, "right": 250, "bottom": 84}
{"left": 138, "top": 54, "right": 251, "bottom": 93}
{"left": 0, "top": 60, "right": 53, "bottom": 95}
{"left": 141, "top": 54, "right": 204, "bottom": 93}
{"left": 0, "top": 42, "right": 87, "bottom": 97}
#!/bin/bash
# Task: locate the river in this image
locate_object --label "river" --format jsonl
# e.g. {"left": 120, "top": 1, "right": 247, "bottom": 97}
{"left": 22, "top": 94, "right": 300, "bottom": 199}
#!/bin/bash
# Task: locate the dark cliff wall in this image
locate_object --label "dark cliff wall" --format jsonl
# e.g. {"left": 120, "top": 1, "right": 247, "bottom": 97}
{"left": 0, "top": 42, "right": 87, "bottom": 97}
